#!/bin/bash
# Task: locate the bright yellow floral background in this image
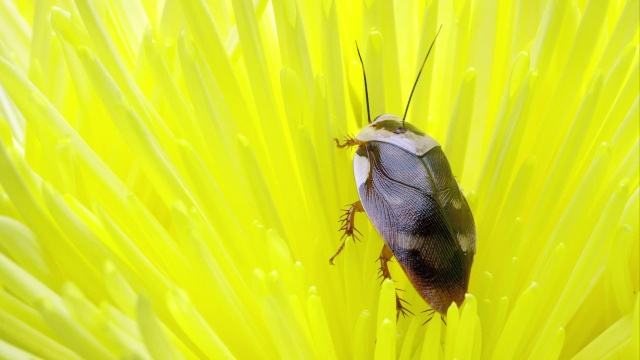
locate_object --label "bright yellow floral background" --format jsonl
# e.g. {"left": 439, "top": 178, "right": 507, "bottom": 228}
{"left": 0, "top": 0, "right": 638, "bottom": 359}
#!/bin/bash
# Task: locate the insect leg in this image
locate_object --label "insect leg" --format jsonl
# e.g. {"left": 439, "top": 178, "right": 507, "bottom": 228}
{"left": 329, "top": 201, "right": 364, "bottom": 265}
{"left": 421, "top": 308, "right": 436, "bottom": 325}
{"left": 378, "top": 244, "right": 414, "bottom": 321}
{"left": 333, "top": 136, "right": 363, "bottom": 148}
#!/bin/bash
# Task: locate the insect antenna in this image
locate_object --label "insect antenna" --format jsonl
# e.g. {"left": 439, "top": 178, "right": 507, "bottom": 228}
{"left": 402, "top": 25, "right": 443, "bottom": 127}
{"left": 355, "top": 41, "right": 371, "bottom": 124}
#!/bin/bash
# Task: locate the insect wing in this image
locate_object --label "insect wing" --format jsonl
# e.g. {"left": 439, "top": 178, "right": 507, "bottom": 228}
{"left": 355, "top": 141, "right": 475, "bottom": 312}
{"left": 419, "top": 145, "right": 476, "bottom": 255}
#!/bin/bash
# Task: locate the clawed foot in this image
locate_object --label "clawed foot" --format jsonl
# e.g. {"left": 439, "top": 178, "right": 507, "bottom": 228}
{"left": 378, "top": 247, "right": 414, "bottom": 321}
{"left": 395, "top": 291, "right": 414, "bottom": 321}
{"left": 333, "top": 135, "right": 363, "bottom": 149}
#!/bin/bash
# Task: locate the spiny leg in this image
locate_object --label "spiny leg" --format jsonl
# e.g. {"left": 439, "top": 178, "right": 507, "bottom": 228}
{"left": 421, "top": 309, "right": 447, "bottom": 325}
{"left": 421, "top": 309, "right": 436, "bottom": 325}
{"left": 329, "top": 201, "right": 364, "bottom": 265}
{"left": 378, "top": 244, "right": 414, "bottom": 321}
{"left": 333, "top": 135, "right": 364, "bottom": 149}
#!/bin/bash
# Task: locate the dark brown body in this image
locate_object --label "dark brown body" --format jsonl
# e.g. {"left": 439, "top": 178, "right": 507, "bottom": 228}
{"left": 354, "top": 141, "right": 475, "bottom": 314}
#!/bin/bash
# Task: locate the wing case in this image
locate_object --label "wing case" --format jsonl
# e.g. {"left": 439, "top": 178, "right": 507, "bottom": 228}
{"left": 354, "top": 141, "right": 476, "bottom": 314}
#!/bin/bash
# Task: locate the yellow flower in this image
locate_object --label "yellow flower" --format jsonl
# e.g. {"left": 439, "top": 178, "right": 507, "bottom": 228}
{"left": 0, "top": 0, "right": 638, "bottom": 359}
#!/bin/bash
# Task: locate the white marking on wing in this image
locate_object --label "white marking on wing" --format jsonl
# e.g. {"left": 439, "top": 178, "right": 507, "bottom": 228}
{"left": 353, "top": 154, "right": 370, "bottom": 188}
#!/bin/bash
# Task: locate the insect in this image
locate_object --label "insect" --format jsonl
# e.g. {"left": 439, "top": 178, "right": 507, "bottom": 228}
{"left": 330, "top": 26, "right": 476, "bottom": 321}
